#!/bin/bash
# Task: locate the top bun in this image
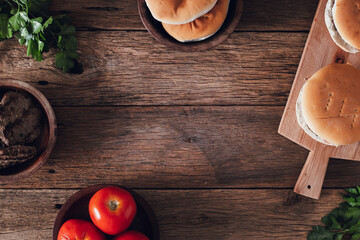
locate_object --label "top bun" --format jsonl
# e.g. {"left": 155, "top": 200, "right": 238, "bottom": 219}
{"left": 300, "top": 63, "right": 360, "bottom": 145}
{"left": 145, "top": 0, "right": 218, "bottom": 25}
{"left": 162, "top": 0, "right": 229, "bottom": 42}
{"left": 333, "top": 0, "right": 360, "bottom": 50}
{"left": 325, "top": 0, "right": 359, "bottom": 53}
{"left": 325, "top": 0, "right": 360, "bottom": 53}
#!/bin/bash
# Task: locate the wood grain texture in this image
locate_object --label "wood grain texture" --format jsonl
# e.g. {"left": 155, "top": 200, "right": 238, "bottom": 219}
{"left": 294, "top": 146, "right": 332, "bottom": 199}
{"left": 49, "top": 0, "right": 317, "bottom": 32}
{"left": 0, "top": 189, "right": 343, "bottom": 240}
{"left": 0, "top": 107, "right": 359, "bottom": 189}
{"left": 279, "top": 0, "right": 360, "bottom": 157}
{"left": 0, "top": 1, "right": 350, "bottom": 239}
{"left": 0, "top": 31, "right": 305, "bottom": 106}
{"left": 278, "top": 0, "right": 360, "bottom": 199}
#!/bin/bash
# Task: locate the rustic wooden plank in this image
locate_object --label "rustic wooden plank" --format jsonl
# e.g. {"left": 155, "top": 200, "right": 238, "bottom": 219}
{"left": 279, "top": 0, "right": 360, "bottom": 199}
{"left": 49, "top": 0, "right": 317, "bottom": 32}
{"left": 0, "top": 31, "right": 305, "bottom": 106}
{"left": 1, "top": 106, "right": 360, "bottom": 189}
{"left": 0, "top": 189, "right": 344, "bottom": 239}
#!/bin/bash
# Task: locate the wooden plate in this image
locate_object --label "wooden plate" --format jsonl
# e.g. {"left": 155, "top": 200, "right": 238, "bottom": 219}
{"left": 53, "top": 184, "right": 160, "bottom": 240}
{"left": 0, "top": 80, "right": 57, "bottom": 182}
{"left": 278, "top": 0, "right": 360, "bottom": 199}
{"left": 138, "top": 0, "right": 243, "bottom": 51}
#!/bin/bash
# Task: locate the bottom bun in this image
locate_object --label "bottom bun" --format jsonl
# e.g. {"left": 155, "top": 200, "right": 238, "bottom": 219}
{"left": 162, "top": 0, "right": 229, "bottom": 42}
{"left": 296, "top": 87, "right": 337, "bottom": 146}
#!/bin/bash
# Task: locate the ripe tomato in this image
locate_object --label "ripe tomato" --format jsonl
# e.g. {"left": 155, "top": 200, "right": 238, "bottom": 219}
{"left": 113, "top": 231, "right": 150, "bottom": 240}
{"left": 57, "top": 219, "right": 106, "bottom": 240}
{"left": 89, "top": 186, "right": 137, "bottom": 235}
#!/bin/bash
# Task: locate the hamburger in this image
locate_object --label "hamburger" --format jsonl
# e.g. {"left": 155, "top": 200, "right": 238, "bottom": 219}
{"left": 145, "top": 0, "right": 230, "bottom": 42}
{"left": 162, "top": 0, "right": 230, "bottom": 42}
{"left": 325, "top": 0, "right": 360, "bottom": 53}
{"left": 296, "top": 63, "right": 360, "bottom": 146}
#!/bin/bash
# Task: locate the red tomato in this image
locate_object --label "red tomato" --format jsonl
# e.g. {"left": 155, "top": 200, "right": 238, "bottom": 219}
{"left": 57, "top": 219, "right": 106, "bottom": 240}
{"left": 113, "top": 231, "right": 150, "bottom": 240}
{"left": 89, "top": 186, "right": 137, "bottom": 235}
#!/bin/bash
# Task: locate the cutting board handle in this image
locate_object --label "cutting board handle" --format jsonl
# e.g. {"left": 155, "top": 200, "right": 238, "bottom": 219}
{"left": 294, "top": 147, "right": 332, "bottom": 199}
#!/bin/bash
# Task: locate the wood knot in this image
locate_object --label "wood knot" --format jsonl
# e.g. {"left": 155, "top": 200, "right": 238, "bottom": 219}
{"left": 54, "top": 204, "right": 63, "bottom": 209}
{"left": 183, "top": 137, "right": 195, "bottom": 143}
{"left": 336, "top": 58, "right": 344, "bottom": 64}
{"left": 196, "top": 214, "right": 209, "bottom": 222}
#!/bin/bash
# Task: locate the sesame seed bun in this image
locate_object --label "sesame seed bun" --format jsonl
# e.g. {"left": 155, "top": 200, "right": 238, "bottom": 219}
{"left": 296, "top": 63, "right": 360, "bottom": 146}
{"left": 145, "top": 0, "right": 218, "bottom": 25}
{"left": 162, "top": 0, "right": 229, "bottom": 42}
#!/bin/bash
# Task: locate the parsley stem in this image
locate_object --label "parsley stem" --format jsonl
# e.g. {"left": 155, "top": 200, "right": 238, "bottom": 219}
{"left": 4, "top": 0, "right": 14, "bottom": 9}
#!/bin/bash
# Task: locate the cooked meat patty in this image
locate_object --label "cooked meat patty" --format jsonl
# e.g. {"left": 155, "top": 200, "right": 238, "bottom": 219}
{"left": 0, "top": 145, "right": 37, "bottom": 169}
{"left": 0, "top": 91, "right": 43, "bottom": 146}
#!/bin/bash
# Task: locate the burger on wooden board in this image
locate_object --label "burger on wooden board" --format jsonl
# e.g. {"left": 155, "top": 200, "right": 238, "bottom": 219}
{"left": 325, "top": 0, "right": 360, "bottom": 53}
{"left": 145, "top": 0, "right": 230, "bottom": 42}
{"left": 296, "top": 63, "right": 360, "bottom": 146}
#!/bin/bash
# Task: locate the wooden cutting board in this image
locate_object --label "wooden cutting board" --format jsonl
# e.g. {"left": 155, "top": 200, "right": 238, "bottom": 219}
{"left": 278, "top": 0, "right": 360, "bottom": 200}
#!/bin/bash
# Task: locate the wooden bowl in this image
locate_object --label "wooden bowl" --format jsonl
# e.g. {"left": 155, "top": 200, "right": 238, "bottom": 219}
{"left": 138, "top": 0, "right": 243, "bottom": 51}
{"left": 53, "top": 184, "right": 160, "bottom": 240}
{"left": 0, "top": 80, "right": 57, "bottom": 182}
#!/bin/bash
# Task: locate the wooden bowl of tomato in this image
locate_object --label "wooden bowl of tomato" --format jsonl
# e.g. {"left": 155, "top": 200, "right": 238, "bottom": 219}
{"left": 53, "top": 184, "right": 160, "bottom": 240}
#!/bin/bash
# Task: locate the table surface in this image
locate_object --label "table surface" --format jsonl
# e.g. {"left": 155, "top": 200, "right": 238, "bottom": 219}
{"left": 0, "top": 0, "right": 356, "bottom": 239}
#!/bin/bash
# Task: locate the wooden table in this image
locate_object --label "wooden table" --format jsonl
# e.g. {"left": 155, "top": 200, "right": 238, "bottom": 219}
{"left": 0, "top": 0, "right": 357, "bottom": 239}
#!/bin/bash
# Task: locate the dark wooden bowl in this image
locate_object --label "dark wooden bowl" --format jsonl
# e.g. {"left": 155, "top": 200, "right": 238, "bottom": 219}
{"left": 138, "top": 0, "right": 243, "bottom": 51}
{"left": 0, "top": 80, "right": 57, "bottom": 182}
{"left": 53, "top": 184, "right": 160, "bottom": 240}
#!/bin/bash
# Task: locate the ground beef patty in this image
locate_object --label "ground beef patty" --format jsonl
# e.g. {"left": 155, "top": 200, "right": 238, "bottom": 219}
{"left": 0, "top": 91, "right": 43, "bottom": 146}
{"left": 0, "top": 145, "right": 37, "bottom": 169}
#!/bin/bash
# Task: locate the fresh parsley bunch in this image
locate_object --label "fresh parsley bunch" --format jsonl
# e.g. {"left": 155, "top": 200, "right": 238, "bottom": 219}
{"left": 0, "top": 0, "right": 81, "bottom": 73}
{"left": 308, "top": 187, "right": 360, "bottom": 240}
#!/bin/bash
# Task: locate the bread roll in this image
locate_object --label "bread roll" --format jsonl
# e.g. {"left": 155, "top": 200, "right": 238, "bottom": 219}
{"left": 296, "top": 63, "right": 360, "bottom": 145}
{"left": 145, "top": 0, "right": 218, "bottom": 25}
{"left": 162, "top": 0, "right": 229, "bottom": 42}
{"left": 325, "top": 0, "right": 360, "bottom": 53}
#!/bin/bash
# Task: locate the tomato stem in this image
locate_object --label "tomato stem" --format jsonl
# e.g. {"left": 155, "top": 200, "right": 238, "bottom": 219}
{"left": 109, "top": 200, "right": 119, "bottom": 211}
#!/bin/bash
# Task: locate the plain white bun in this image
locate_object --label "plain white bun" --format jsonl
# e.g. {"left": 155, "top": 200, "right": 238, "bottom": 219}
{"left": 145, "top": 0, "right": 218, "bottom": 25}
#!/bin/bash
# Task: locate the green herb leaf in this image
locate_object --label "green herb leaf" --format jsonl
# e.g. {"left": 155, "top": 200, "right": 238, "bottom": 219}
{"left": 42, "top": 16, "right": 52, "bottom": 30}
{"left": 9, "top": 11, "right": 28, "bottom": 31}
{"left": 353, "top": 232, "right": 360, "bottom": 240}
{"left": 308, "top": 187, "right": 360, "bottom": 240}
{"left": 334, "top": 234, "right": 343, "bottom": 240}
{"left": 30, "top": 17, "right": 42, "bottom": 34}
{"left": 0, "top": 13, "right": 12, "bottom": 39}
{"left": 55, "top": 51, "right": 75, "bottom": 73}
{"left": 0, "top": 0, "right": 80, "bottom": 73}
{"left": 27, "top": 38, "right": 42, "bottom": 61}
{"left": 308, "top": 226, "right": 333, "bottom": 240}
